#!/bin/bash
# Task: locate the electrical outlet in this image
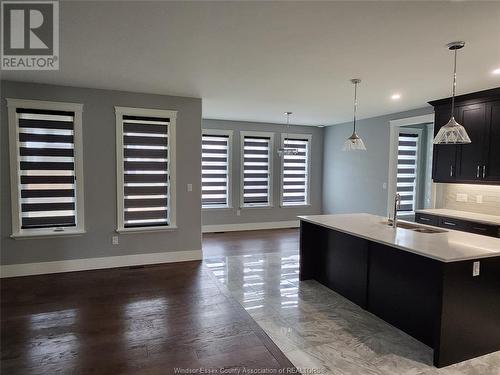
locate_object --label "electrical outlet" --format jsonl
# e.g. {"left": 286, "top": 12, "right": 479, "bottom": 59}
{"left": 236, "top": 209, "right": 241, "bottom": 216}
{"left": 473, "top": 261, "right": 480, "bottom": 277}
{"left": 456, "top": 193, "right": 468, "bottom": 202}
{"left": 112, "top": 235, "right": 119, "bottom": 245}
{"left": 187, "top": 184, "right": 193, "bottom": 192}
{"left": 476, "top": 195, "right": 483, "bottom": 204}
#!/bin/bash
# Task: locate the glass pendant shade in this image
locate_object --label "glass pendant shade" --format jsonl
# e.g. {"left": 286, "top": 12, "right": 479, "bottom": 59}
{"left": 343, "top": 78, "right": 366, "bottom": 152}
{"left": 433, "top": 116, "right": 471, "bottom": 144}
{"left": 343, "top": 131, "right": 367, "bottom": 151}
{"left": 433, "top": 41, "right": 472, "bottom": 145}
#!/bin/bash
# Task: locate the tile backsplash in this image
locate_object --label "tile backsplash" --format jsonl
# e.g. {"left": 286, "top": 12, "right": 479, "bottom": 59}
{"left": 435, "top": 183, "right": 500, "bottom": 216}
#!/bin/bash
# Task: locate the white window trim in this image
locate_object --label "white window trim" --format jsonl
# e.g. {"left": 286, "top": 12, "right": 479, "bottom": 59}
{"left": 240, "top": 130, "right": 274, "bottom": 209}
{"left": 387, "top": 113, "right": 434, "bottom": 217}
{"left": 7, "top": 98, "right": 85, "bottom": 239}
{"left": 396, "top": 128, "right": 423, "bottom": 217}
{"left": 202, "top": 129, "right": 233, "bottom": 210}
{"left": 279, "top": 133, "right": 312, "bottom": 208}
{"left": 115, "top": 106, "right": 177, "bottom": 233}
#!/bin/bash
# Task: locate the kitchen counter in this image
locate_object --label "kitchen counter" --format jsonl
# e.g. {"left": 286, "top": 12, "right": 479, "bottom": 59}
{"left": 299, "top": 213, "right": 500, "bottom": 367}
{"left": 299, "top": 213, "right": 500, "bottom": 262}
{"left": 415, "top": 208, "right": 500, "bottom": 226}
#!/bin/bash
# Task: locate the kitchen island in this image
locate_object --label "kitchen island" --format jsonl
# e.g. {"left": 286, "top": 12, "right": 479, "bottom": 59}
{"left": 299, "top": 213, "right": 500, "bottom": 368}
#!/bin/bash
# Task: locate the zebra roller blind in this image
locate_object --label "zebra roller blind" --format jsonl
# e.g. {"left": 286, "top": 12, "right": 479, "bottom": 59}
{"left": 282, "top": 137, "right": 309, "bottom": 206}
{"left": 17, "top": 109, "right": 77, "bottom": 229}
{"left": 397, "top": 132, "right": 419, "bottom": 212}
{"left": 202, "top": 134, "right": 229, "bottom": 207}
{"left": 121, "top": 115, "right": 170, "bottom": 228}
{"left": 242, "top": 135, "right": 271, "bottom": 206}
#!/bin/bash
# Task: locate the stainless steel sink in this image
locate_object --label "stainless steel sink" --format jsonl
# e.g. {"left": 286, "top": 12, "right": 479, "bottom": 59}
{"left": 381, "top": 220, "right": 447, "bottom": 234}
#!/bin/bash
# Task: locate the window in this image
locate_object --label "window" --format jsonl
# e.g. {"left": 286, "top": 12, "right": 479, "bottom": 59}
{"left": 280, "top": 134, "right": 311, "bottom": 206}
{"left": 115, "top": 107, "right": 177, "bottom": 232}
{"left": 7, "top": 99, "right": 85, "bottom": 238}
{"left": 202, "top": 130, "right": 232, "bottom": 208}
{"left": 240, "top": 131, "right": 273, "bottom": 207}
{"left": 397, "top": 131, "right": 420, "bottom": 214}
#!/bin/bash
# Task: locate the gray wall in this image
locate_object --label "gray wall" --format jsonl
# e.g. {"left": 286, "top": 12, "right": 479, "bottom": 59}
{"left": 322, "top": 107, "right": 434, "bottom": 216}
{"left": 1, "top": 81, "right": 202, "bottom": 265}
{"left": 202, "top": 119, "right": 323, "bottom": 226}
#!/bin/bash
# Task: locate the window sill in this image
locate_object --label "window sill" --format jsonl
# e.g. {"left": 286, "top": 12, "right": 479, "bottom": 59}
{"left": 116, "top": 225, "right": 178, "bottom": 234}
{"left": 11, "top": 229, "right": 86, "bottom": 240}
{"left": 280, "top": 203, "right": 311, "bottom": 208}
{"left": 241, "top": 204, "right": 274, "bottom": 209}
{"left": 202, "top": 205, "right": 233, "bottom": 211}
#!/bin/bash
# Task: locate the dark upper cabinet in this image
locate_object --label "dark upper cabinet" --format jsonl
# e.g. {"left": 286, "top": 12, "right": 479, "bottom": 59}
{"left": 485, "top": 100, "right": 500, "bottom": 181}
{"left": 432, "top": 107, "right": 458, "bottom": 182}
{"left": 456, "top": 103, "right": 487, "bottom": 180}
{"left": 430, "top": 88, "right": 500, "bottom": 184}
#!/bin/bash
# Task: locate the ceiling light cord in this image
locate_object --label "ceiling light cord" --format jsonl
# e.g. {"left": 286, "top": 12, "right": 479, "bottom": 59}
{"left": 451, "top": 48, "right": 458, "bottom": 118}
{"left": 353, "top": 81, "right": 358, "bottom": 134}
{"left": 283, "top": 112, "right": 291, "bottom": 147}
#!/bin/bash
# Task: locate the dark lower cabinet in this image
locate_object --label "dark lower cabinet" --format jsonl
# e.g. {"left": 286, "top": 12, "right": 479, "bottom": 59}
{"left": 367, "top": 243, "right": 442, "bottom": 348}
{"left": 300, "top": 220, "right": 500, "bottom": 368}
{"left": 415, "top": 213, "right": 500, "bottom": 238}
{"left": 414, "top": 212, "right": 439, "bottom": 226}
{"left": 438, "top": 216, "right": 467, "bottom": 231}
{"left": 300, "top": 221, "right": 368, "bottom": 308}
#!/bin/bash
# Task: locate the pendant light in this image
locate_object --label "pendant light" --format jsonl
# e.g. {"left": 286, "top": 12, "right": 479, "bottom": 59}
{"left": 343, "top": 79, "right": 366, "bottom": 151}
{"left": 433, "top": 41, "right": 471, "bottom": 144}
{"left": 277, "top": 111, "right": 299, "bottom": 157}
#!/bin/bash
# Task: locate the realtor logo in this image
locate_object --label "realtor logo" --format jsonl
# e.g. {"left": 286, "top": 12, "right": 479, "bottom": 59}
{"left": 1, "top": 0, "right": 59, "bottom": 70}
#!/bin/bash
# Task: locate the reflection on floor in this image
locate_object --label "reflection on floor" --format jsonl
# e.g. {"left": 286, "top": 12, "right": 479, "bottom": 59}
{"left": 1, "top": 261, "right": 295, "bottom": 374}
{"left": 204, "top": 252, "right": 500, "bottom": 375}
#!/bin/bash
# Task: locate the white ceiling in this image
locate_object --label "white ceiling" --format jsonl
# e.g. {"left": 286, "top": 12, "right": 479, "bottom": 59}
{"left": 3, "top": 1, "right": 500, "bottom": 126}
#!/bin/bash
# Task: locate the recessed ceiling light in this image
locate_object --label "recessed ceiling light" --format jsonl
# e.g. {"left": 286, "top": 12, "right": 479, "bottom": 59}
{"left": 391, "top": 93, "right": 401, "bottom": 100}
{"left": 493, "top": 68, "right": 500, "bottom": 75}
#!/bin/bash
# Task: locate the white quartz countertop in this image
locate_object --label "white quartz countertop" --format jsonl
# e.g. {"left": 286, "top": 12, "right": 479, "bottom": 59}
{"left": 415, "top": 208, "right": 500, "bottom": 226}
{"left": 298, "top": 213, "right": 500, "bottom": 262}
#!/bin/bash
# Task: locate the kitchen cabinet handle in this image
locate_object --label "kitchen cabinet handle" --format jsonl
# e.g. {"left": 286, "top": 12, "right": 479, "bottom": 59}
{"left": 473, "top": 227, "right": 487, "bottom": 231}
{"left": 443, "top": 221, "right": 456, "bottom": 226}
{"left": 477, "top": 165, "right": 480, "bottom": 178}
{"left": 449, "top": 165, "right": 453, "bottom": 177}
{"left": 420, "top": 217, "right": 430, "bottom": 221}
{"left": 483, "top": 165, "right": 486, "bottom": 179}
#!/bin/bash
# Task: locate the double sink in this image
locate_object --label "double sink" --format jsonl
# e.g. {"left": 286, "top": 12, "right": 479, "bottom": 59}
{"left": 382, "top": 220, "right": 448, "bottom": 234}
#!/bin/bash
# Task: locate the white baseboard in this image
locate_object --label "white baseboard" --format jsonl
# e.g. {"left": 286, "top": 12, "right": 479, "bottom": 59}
{"left": 202, "top": 220, "right": 299, "bottom": 233}
{"left": 0, "top": 249, "right": 202, "bottom": 278}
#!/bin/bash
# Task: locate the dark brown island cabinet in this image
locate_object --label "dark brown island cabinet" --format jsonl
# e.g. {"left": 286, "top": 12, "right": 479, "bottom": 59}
{"left": 430, "top": 87, "right": 500, "bottom": 184}
{"left": 299, "top": 216, "right": 500, "bottom": 368}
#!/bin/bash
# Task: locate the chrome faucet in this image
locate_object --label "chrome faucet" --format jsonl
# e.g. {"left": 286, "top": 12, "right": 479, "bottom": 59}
{"left": 390, "top": 193, "right": 402, "bottom": 228}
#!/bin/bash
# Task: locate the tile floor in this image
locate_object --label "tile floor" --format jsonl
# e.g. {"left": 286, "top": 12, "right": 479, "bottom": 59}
{"left": 204, "top": 253, "right": 500, "bottom": 375}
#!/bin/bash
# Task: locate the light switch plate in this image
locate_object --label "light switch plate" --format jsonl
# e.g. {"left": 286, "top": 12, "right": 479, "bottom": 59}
{"left": 456, "top": 193, "right": 468, "bottom": 202}
{"left": 473, "top": 261, "right": 480, "bottom": 277}
{"left": 236, "top": 209, "right": 241, "bottom": 216}
{"left": 112, "top": 235, "right": 119, "bottom": 245}
{"left": 476, "top": 195, "right": 483, "bottom": 204}
{"left": 187, "top": 184, "right": 193, "bottom": 192}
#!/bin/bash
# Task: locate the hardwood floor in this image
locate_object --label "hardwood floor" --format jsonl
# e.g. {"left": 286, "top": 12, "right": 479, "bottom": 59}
{"left": 1, "top": 260, "right": 295, "bottom": 374}
{"left": 202, "top": 228, "right": 299, "bottom": 258}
